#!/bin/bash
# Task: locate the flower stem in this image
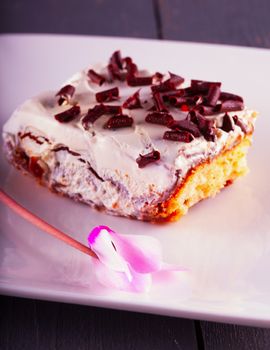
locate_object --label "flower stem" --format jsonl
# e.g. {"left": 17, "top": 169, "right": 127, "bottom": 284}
{"left": 0, "top": 189, "right": 97, "bottom": 259}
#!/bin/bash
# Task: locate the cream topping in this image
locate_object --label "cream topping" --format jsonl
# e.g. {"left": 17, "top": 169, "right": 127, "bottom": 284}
{"left": 3, "top": 66, "right": 256, "bottom": 203}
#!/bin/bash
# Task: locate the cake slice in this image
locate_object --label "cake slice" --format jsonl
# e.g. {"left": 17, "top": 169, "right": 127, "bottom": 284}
{"left": 2, "top": 51, "right": 256, "bottom": 222}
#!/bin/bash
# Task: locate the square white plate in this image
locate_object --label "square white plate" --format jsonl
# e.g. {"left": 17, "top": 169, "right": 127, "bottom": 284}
{"left": 1, "top": 34, "right": 270, "bottom": 327}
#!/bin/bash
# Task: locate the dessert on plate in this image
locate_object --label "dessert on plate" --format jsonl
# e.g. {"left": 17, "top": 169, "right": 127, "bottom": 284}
{"left": 2, "top": 51, "right": 256, "bottom": 222}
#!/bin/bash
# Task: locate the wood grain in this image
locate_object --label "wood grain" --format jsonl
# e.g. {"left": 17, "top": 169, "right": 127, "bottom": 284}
{"left": 158, "top": 0, "right": 270, "bottom": 47}
{"left": 0, "top": 296, "right": 198, "bottom": 350}
{"left": 200, "top": 321, "right": 270, "bottom": 350}
{"left": 0, "top": 0, "right": 157, "bottom": 39}
{"left": 1, "top": 1, "right": 270, "bottom": 349}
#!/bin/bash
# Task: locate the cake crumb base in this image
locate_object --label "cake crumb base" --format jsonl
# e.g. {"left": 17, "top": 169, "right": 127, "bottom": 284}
{"left": 154, "top": 135, "right": 252, "bottom": 222}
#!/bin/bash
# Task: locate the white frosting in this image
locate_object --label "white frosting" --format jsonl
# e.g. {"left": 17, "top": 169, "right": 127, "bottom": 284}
{"left": 2, "top": 66, "right": 256, "bottom": 218}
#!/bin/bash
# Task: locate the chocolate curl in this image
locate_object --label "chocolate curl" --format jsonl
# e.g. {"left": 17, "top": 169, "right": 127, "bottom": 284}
{"left": 104, "top": 105, "right": 122, "bottom": 114}
{"left": 190, "top": 80, "right": 221, "bottom": 93}
{"left": 88, "top": 69, "right": 106, "bottom": 86}
{"left": 104, "top": 115, "right": 133, "bottom": 129}
{"left": 127, "top": 76, "right": 153, "bottom": 87}
{"left": 136, "top": 150, "right": 160, "bottom": 168}
{"left": 108, "top": 50, "right": 124, "bottom": 81}
{"left": 152, "top": 72, "right": 164, "bottom": 84}
{"left": 123, "top": 90, "right": 142, "bottom": 109}
{"left": 54, "top": 105, "right": 81, "bottom": 123}
{"left": 220, "top": 92, "right": 243, "bottom": 102}
{"left": 188, "top": 110, "right": 216, "bottom": 142}
{"left": 96, "top": 87, "right": 119, "bottom": 103}
{"left": 194, "top": 104, "right": 216, "bottom": 116}
{"left": 153, "top": 92, "right": 168, "bottom": 112}
{"left": 233, "top": 115, "right": 248, "bottom": 133}
{"left": 152, "top": 73, "right": 184, "bottom": 93}
{"left": 123, "top": 57, "right": 138, "bottom": 76}
{"left": 56, "top": 84, "right": 75, "bottom": 106}
{"left": 82, "top": 105, "right": 106, "bottom": 128}
{"left": 220, "top": 113, "right": 235, "bottom": 132}
{"left": 169, "top": 119, "right": 201, "bottom": 137}
{"left": 110, "top": 50, "right": 123, "bottom": 70}
{"left": 216, "top": 100, "right": 244, "bottom": 113}
{"left": 145, "top": 112, "right": 174, "bottom": 126}
{"left": 162, "top": 89, "right": 185, "bottom": 102}
{"left": 163, "top": 130, "right": 194, "bottom": 143}
{"left": 168, "top": 96, "right": 187, "bottom": 107}
{"left": 206, "top": 84, "right": 221, "bottom": 106}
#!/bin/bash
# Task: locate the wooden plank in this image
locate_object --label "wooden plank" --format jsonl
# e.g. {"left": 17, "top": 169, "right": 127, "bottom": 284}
{"left": 156, "top": 1, "right": 270, "bottom": 348}
{"left": 0, "top": 296, "right": 198, "bottom": 350}
{"left": 200, "top": 321, "right": 270, "bottom": 350}
{"left": 0, "top": 0, "right": 157, "bottom": 38}
{"left": 158, "top": 0, "right": 270, "bottom": 47}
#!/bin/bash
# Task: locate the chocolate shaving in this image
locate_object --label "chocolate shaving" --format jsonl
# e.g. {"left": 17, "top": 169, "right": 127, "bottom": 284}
{"left": 104, "top": 115, "right": 133, "bottom": 129}
{"left": 88, "top": 69, "right": 106, "bottom": 86}
{"left": 220, "top": 92, "right": 243, "bottom": 102}
{"left": 190, "top": 80, "right": 221, "bottom": 94}
{"left": 108, "top": 64, "right": 124, "bottom": 81}
{"left": 167, "top": 72, "right": 185, "bottom": 89}
{"left": 233, "top": 115, "right": 248, "bottom": 133}
{"left": 127, "top": 76, "right": 153, "bottom": 86}
{"left": 216, "top": 100, "right": 244, "bottom": 113}
{"left": 96, "top": 87, "right": 119, "bottom": 103}
{"left": 56, "top": 84, "right": 75, "bottom": 106}
{"left": 188, "top": 111, "right": 216, "bottom": 141}
{"left": 104, "top": 105, "right": 122, "bottom": 114}
{"left": 136, "top": 150, "right": 160, "bottom": 168}
{"left": 123, "top": 90, "right": 142, "bottom": 109}
{"left": 168, "top": 96, "right": 187, "bottom": 107}
{"left": 162, "top": 89, "right": 185, "bottom": 101}
{"left": 169, "top": 119, "right": 201, "bottom": 137}
{"left": 145, "top": 112, "right": 174, "bottom": 126}
{"left": 153, "top": 72, "right": 164, "bottom": 84}
{"left": 110, "top": 50, "right": 123, "bottom": 70}
{"left": 54, "top": 105, "right": 80, "bottom": 123}
{"left": 153, "top": 92, "right": 168, "bottom": 112}
{"left": 82, "top": 104, "right": 106, "bottom": 128}
{"left": 124, "top": 57, "right": 138, "bottom": 76}
{"left": 152, "top": 72, "right": 184, "bottom": 93}
{"left": 206, "top": 84, "right": 221, "bottom": 106}
{"left": 151, "top": 84, "right": 171, "bottom": 93}
{"left": 163, "top": 130, "right": 194, "bottom": 143}
{"left": 108, "top": 51, "right": 124, "bottom": 81}
{"left": 194, "top": 104, "right": 216, "bottom": 116}
{"left": 220, "top": 113, "right": 235, "bottom": 132}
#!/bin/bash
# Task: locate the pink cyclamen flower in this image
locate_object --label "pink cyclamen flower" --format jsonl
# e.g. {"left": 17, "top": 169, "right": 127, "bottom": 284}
{"left": 88, "top": 226, "right": 186, "bottom": 293}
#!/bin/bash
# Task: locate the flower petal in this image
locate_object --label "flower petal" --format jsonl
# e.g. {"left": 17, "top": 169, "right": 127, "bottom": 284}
{"left": 87, "top": 225, "right": 187, "bottom": 293}
{"left": 88, "top": 226, "right": 162, "bottom": 273}
{"left": 109, "top": 231, "right": 162, "bottom": 273}
{"left": 91, "top": 258, "right": 152, "bottom": 292}
{"left": 88, "top": 226, "right": 132, "bottom": 281}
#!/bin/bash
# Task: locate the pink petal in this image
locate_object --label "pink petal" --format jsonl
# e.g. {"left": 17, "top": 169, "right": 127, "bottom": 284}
{"left": 87, "top": 226, "right": 187, "bottom": 293}
{"left": 91, "top": 258, "right": 152, "bottom": 292}
{"left": 109, "top": 231, "right": 162, "bottom": 273}
{"left": 88, "top": 226, "right": 162, "bottom": 273}
{"left": 88, "top": 226, "right": 132, "bottom": 280}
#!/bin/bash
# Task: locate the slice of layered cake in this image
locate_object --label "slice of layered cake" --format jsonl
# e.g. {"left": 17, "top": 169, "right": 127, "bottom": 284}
{"left": 2, "top": 51, "right": 256, "bottom": 222}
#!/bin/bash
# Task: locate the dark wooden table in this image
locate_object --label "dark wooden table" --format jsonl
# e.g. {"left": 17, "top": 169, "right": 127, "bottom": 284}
{"left": 1, "top": 1, "right": 270, "bottom": 349}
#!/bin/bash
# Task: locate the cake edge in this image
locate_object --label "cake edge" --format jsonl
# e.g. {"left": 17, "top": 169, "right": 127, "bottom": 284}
{"left": 149, "top": 133, "right": 253, "bottom": 223}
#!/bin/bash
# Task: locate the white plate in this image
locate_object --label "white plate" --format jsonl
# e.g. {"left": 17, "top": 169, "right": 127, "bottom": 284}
{"left": 1, "top": 34, "right": 270, "bottom": 327}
